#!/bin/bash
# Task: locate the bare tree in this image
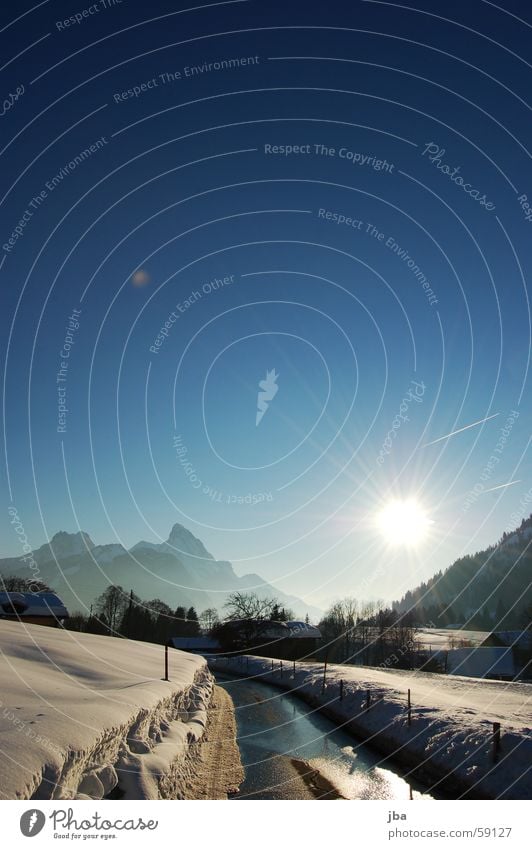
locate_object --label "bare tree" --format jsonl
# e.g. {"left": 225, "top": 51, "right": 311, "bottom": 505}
{"left": 319, "top": 598, "right": 359, "bottom": 661}
{"left": 200, "top": 607, "right": 219, "bottom": 631}
{"left": 94, "top": 585, "right": 128, "bottom": 632}
{"left": 0, "top": 575, "right": 54, "bottom": 593}
{"left": 223, "top": 591, "right": 277, "bottom": 621}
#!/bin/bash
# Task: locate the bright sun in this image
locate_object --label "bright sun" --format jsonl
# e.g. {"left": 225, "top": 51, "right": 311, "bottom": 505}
{"left": 376, "top": 499, "right": 433, "bottom": 547}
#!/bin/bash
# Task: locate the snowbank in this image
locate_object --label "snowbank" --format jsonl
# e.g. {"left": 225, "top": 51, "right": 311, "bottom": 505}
{"left": 210, "top": 655, "right": 532, "bottom": 799}
{"left": 0, "top": 621, "right": 214, "bottom": 800}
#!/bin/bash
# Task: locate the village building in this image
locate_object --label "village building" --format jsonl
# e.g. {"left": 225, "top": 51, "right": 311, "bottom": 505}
{"left": 0, "top": 592, "right": 69, "bottom": 628}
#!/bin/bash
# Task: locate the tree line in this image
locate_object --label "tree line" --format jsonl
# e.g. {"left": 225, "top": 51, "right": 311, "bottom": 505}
{"left": 65, "top": 585, "right": 219, "bottom": 644}
{"left": 317, "top": 598, "right": 420, "bottom": 669}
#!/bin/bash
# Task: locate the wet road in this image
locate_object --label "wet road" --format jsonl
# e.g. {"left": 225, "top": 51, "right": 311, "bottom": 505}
{"left": 217, "top": 674, "right": 435, "bottom": 801}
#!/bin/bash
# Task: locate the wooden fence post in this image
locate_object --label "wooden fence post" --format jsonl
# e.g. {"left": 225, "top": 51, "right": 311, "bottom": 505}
{"left": 407, "top": 688, "right": 412, "bottom": 727}
{"left": 339, "top": 679, "right": 344, "bottom": 701}
{"left": 492, "top": 722, "right": 501, "bottom": 762}
{"left": 293, "top": 660, "right": 296, "bottom": 675}
{"left": 322, "top": 656, "right": 328, "bottom": 694}
{"left": 280, "top": 660, "right": 283, "bottom": 679}
{"left": 164, "top": 643, "right": 169, "bottom": 681}
{"left": 366, "top": 689, "right": 371, "bottom": 712}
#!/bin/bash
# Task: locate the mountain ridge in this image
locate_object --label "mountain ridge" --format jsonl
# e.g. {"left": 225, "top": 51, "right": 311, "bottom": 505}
{"left": 394, "top": 514, "right": 532, "bottom": 629}
{"left": 0, "top": 522, "right": 322, "bottom": 621}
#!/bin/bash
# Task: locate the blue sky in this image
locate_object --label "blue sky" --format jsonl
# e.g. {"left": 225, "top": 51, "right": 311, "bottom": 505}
{"left": 1, "top": 0, "right": 531, "bottom": 609}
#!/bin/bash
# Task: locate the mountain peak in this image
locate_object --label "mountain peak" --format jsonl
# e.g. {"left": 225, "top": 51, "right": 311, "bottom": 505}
{"left": 49, "top": 531, "right": 95, "bottom": 557}
{"left": 165, "top": 524, "right": 213, "bottom": 560}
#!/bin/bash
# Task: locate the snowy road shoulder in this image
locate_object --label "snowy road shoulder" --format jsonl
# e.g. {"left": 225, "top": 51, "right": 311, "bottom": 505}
{"left": 0, "top": 621, "right": 216, "bottom": 800}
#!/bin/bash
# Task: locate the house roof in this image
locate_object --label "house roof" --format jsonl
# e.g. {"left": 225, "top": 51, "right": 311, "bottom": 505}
{"left": 486, "top": 631, "right": 532, "bottom": 650}
{"left": 286, "top": 621, "right": 322, "bottom": 639}
{"left": 0, "top": 592, "right": 69, "bottom": 619}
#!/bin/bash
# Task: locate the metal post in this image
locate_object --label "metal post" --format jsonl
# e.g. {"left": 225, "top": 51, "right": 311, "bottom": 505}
{"left": 164, "top": 643, "right": 169, "bottom": 681}
{"left": 492, "top": 722, "right": 501, "bottom": 762}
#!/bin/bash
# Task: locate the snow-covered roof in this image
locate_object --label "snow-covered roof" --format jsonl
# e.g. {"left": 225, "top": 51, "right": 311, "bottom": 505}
{"left": 0, "top": 592, "right": 69, "bottom": 619}
{"left": 286, "top": 621, "right": 322, "bottom": 639}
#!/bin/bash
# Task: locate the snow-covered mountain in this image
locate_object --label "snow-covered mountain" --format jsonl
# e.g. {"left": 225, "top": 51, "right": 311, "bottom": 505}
{"left": 0, "top": 523, "right": 321, "bottom": 621}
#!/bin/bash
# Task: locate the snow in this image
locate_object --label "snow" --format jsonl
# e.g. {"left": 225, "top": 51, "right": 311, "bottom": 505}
{"left": 415, "top": 628, "right": 490, "bottom": 649}
{"left": 436, "top": 647, "right": 516, "bottom": 679}
{"left": 211, "top": 655, "right": 532, "bottom": 799}
{"left": 0, "top": 620, "right": 213, "bottom": 800}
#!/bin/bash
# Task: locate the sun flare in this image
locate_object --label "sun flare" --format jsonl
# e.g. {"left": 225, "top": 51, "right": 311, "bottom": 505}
{"left": 375, "top": 499, "right": 433, "bottom": 547}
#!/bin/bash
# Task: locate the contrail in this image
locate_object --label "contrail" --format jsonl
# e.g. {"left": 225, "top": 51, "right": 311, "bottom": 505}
{"left": 424, "top": 413, "right": 499, "bottom": 446}
{"left": 482, "top": 480, "right": 521, "bottom": 494}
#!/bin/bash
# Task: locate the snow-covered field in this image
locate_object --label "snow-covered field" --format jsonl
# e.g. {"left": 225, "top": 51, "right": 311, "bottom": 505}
{"left": 0, "top": 621, "right": 213, "bottom": 800}
{"left": 415, "top": 629, "right": 490, "bottom": 649}
{"left": 210, "top": 655, "right": 532, "bottom": 799}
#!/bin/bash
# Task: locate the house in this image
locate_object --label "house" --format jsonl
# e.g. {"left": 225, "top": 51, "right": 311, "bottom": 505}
{"left": 432, "top": 645, "right": 517, "bottom": 680}
{"left": 482, "top": 630, "right": 532, "bottom": 679}
{"left": 212, "top": 618, "right": 322, "bottom": 660}
{"left": 482, "top": 630, "right": 532, "bottom": 650}
{"left": 0, "top": 592, "right": 69, "bottom": 627}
